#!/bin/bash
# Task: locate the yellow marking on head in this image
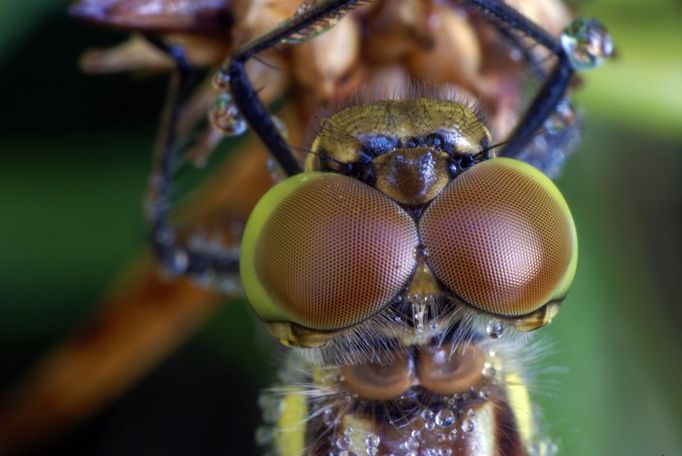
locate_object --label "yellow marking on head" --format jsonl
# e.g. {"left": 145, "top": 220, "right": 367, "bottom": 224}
{"left": 241, "top": 172, "right": 325, "bottom": 324}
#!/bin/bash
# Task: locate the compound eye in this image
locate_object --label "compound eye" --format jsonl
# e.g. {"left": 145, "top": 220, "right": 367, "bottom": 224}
{"left": 419, "top": 158, "right": 577, "bottom": 317}
{"left": 241, "top": 172, "right": 419, "bottom": 331}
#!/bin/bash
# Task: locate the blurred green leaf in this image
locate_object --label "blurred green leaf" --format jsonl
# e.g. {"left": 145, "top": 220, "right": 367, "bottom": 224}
{"left": 577, "top": 0, "right": 682, "bottom": 139}
{"left": 0, "top": 0, "right": 68, "bottom": 62}
{"left": 540, "top": 119, "right": 682, "bottom": 455}
{"left": 0, "top": 134, "right": 149, "bottom": 341}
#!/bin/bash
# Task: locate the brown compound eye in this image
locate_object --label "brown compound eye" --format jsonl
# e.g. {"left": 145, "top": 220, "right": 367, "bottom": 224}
{"left": 241, "top": 172, "right": 419, "bottom": 331}
{"left": 419, "top": 158, "right": 578, "bottom": 317}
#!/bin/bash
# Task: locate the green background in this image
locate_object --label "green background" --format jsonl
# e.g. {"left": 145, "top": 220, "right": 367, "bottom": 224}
{"left": 0, "top": 0, "right": 680, "bottom": 454}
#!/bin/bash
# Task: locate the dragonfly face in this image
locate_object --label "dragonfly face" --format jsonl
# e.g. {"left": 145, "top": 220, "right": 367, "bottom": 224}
{"left": 241, "top": 97, "right": 577, "bottom": 345}
{"left": 105, "top": 0, "right": 612, "bottom": 453}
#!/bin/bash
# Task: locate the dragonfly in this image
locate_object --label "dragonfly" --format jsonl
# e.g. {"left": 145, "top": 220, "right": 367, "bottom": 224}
{"left": 0, "top": 0, "right": 612, "bottom": 454}
{"left": 137, "top": 1, "right": 613, "bottom": 454}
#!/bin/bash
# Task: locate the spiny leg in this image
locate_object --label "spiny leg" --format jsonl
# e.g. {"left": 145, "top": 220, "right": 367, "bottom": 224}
{"left": 464, "top": 0, "right": 573, "bottom": 159}
{"left": 223, "top": 0, "right": 565, "bottom": 167}
{"left": 221, "top": 0, "right": 610, "bottom": 172}
{"left": 146, "top": 1, "right": 368, "bottom": 281}
{"left": 463, "top": 0, "right": 611, "bottom": 159}
{"left": 145, "top": 37, "right": 240, "bottom": 281}
{"left": 222, "top": 0, "right": 367, "bottom": 176}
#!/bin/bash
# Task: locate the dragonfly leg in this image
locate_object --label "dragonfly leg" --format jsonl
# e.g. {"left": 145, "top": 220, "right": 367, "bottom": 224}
{"left": 223, "top": 0, "right": 365, "bottom": 176}
{"left": 145, "top": 38, "right": 240, "bottom": 279}
{"left": 462, "top": 0, "right": 575, "bottom": 159}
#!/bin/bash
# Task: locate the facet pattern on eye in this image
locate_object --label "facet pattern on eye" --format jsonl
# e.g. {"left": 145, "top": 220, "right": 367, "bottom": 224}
{"left": 254, "top": 174, "right": 419, "bottom": 330}
{"left": 420, "top": 158, "right": 575, "bottom": 316}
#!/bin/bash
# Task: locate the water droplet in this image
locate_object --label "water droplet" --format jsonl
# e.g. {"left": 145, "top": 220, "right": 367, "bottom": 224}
{"left": 254, "top": 426, "right": 273, "bottom": 445}
{"left": 482, "top": 362, "right": 497, "bottom": 379}
{"left": 410, "top": 430, "right": 421, "bottom": 439}
{"left": 265, "top": 159, "right": 286, "bottom": 183}
{"left": 336, "top": 436, "right": 351, "bottom": 450}
{"left": 530, "top": 438, "right": 559, "bottom": 456}
{"left": 509, "top": 48, "right": 522, "bottom": 62}
{"left": 365, "top": 433, "right": 380, "bottom": 448}
{"left": 153, "top": 224, "right": 174, "bottom": 245}
{"left": 209, "top": 93, "right": 247, "bottom": 136}
{"left": 448, "top": 428, "right": 458, "bottom": 442}
{"left": 435, "top": 409, "right": 456, "bottom": 428}
{"left": 192, "top": 268, "right": 216, "bottom": 287}
{"left": 405, "top": 437, "right": 419, "bottom": 450}
{"left": 214, "top": 275, "right": 239, "bottom": 295}
{"left": 421, "top": 409, "right": 434, "bottom": 421}
{"left": 560, "top": 17, "right": 613, "bottom": 70}
{"left": 159, "top": 247, "right": 188, "bottom": 277}
{"left": 365, "top": 433, "right": 380, "bottom": 455}
{"left": 411, "top": 299, "right": 426, "bottom": 334}
{"left": 257, "top": 392, "right": 272, "bottom": 409}
{"left": 211, "top": 70, "right": 230, "bottom": 91}
{"left": 544, "top": 98, "right": 577, "bottom": 135}
{"left": 261, "top": 398, "right": 282, "bottom": 423}
{"left": 461, "top": 419, "right": 475, "bottom": 433}
{"left": 424, "top": 420, "right": 435, "bottom": 431}
{"left": 486, "top": 319, "right": 505, "bottom": 339}
{"left": 321, "top": 407, "right": 336, "bottom": 425}
{"left": 294, "top": 3, "right": 311, "bottom": 15}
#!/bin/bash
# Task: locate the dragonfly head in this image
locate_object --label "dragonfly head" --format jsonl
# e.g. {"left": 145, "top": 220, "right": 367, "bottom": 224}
{"left": 240, "top": 99, "right": 577, "bottom": 352}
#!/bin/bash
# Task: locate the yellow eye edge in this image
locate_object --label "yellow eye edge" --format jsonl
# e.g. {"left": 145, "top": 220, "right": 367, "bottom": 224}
{"left": 240, "top": 171, "right": 329, "bottom": 324}
{"left": 490, "top": 157, "right": 578, "bottom": 303}
{"left": 242, "top": 159, "right": 577, "bottom": 328}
